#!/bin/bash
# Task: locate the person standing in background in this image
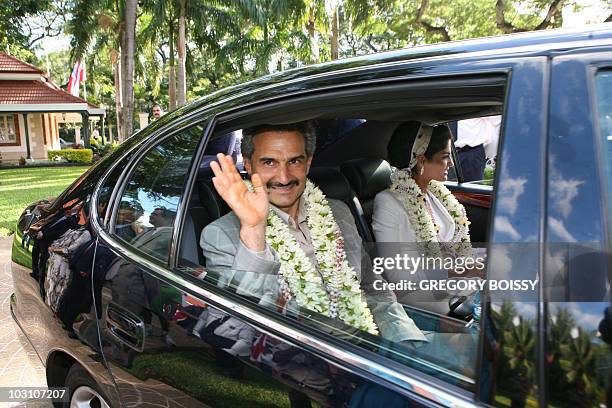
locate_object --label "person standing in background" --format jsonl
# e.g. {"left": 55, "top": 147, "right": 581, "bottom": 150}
{"left": 152, "top": 104, "right": 165, "bottom": 120}
{"left": 455, "top": 115, "right": 501, "bottom": 181}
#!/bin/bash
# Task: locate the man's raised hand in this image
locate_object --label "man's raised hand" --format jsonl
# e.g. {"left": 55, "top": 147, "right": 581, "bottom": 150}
{"left": 210, "top": 154, "right": 269, "bottom": 251}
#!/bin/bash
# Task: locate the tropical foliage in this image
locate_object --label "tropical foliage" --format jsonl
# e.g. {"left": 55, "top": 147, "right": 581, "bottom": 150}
{"left": 3, "top": 0, "right": 609, "bottom": 141}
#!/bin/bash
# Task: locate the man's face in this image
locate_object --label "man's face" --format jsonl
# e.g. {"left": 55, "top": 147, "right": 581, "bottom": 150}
{"left": 244, "top": 131, "right": 312, "bottom": 214}
{"left": 117, "top": 208, "right": 135, "bottom": 224}
{"left": 149, "top": 209, "right": 164, "bottom": 227}
{"left": 152, "top": 106, "right": 163, "bottom": 118}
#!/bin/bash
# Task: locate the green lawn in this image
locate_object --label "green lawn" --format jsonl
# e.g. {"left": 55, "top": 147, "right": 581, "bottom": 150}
{"left": 0, "top": 166, "right": 88, "bottom": 237}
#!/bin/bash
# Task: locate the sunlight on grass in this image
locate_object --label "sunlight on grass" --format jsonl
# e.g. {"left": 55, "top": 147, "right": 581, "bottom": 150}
{"left": 0, "top": 179, "right": 85, "bottom": 192}
{"left": 0, "top": 176, "right": 38, "bottom": 183}
{"left": 0, "top": 166, "right": 88, "bottom": 237}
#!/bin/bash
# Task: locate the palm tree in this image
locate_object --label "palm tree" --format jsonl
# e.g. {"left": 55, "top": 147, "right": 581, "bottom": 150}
{"left": 142, "top": 0, "right": 237, "bottom": 109}
{"left": 324, "top": 0, "right": 342, "bottom": 60}
{"left": 122, "top": 0, "right": 137, "bottom": 139}
{"left": 140, "top": 0, "right": 176, "bottom": 109}
{"left": 68, "top": 0, "right": 138, "bottom": 141}
{"left": 177, "top": 0, "right": 186, "bottom": 106}
{"left": 559, "top": 328, "right": 602, "bottom": 406}
{"left": 547, "top": 307, "right": 575, "bottom": 401}
{"left": 227, "top": 0, "right": 307, "bottom": 75}
{"left": 502, "top": 316, "right": 536, "bottom": 408}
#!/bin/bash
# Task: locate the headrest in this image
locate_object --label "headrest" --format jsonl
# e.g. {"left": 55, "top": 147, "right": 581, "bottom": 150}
{"left": 198, "top": 180, "right": 230, "bottom": 220}
{"left": 341, "top": 158, "right": 391, "bottom": 199}
{"left": 204, "top": 131, "right": 239, "bottom": 156}
{"left": 308, "top": 167, "right": 353, "bottom": 202}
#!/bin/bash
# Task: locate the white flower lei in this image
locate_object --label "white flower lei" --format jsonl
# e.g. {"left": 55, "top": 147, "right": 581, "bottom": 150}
{"left": 389, "top": 168, "right": 472, "bottom": 259}
{"left": 246, "top": 179, "right": 379, "bottom": 335}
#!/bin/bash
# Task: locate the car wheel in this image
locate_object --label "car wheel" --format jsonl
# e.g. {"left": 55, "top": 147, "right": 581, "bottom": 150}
{"left": 63, "top": 365, "right": 111, "bottom": 408}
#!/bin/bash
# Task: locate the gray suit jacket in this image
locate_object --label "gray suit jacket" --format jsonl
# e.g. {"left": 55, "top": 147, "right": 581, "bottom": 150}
{"left": 201, "top": 199, "right": 426, "bottom": 342}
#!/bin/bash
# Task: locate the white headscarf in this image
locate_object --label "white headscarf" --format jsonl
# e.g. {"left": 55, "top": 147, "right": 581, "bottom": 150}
{"left": 408, "top": 124, "right": 433, "bottom": 170}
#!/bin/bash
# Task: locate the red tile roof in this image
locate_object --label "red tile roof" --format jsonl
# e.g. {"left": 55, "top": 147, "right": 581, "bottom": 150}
{"left": 0, "top": 80, "right": 97, "bottom": 107}
{"left": 0, "top": 52, "right": 44, "bottom": 74}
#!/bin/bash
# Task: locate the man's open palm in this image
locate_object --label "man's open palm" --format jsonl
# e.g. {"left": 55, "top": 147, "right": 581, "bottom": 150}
{"left": 210, "top": 154, "right": 269, "bottom": 228}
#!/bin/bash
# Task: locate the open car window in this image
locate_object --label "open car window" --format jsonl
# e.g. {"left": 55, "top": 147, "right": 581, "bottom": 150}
{"left": 174, "top": 74, "right": 509, "bottom": 395}
{"left": 447, "top": 115, "right": 501, "bottom": 185}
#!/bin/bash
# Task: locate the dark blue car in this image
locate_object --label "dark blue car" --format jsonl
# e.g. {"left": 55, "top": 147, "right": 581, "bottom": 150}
{"left": 11, "top": 24, "right": 612, "bottom": 408}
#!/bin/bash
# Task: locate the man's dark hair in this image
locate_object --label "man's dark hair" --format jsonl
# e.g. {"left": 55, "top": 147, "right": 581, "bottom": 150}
{"left": 153, "top": 206, "right": 176, "bottom": 220}
{"left": 241, "top": 121, "right": 316, "bottom": 159}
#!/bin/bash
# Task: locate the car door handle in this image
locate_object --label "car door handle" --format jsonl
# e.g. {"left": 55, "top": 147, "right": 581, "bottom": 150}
{"left": 105, "top": 302, "right": 145, "bottom": 352}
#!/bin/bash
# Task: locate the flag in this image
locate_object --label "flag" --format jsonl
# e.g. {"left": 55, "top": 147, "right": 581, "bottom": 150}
{"left": 67, "top": 60, "right": 86, "bottom": 97}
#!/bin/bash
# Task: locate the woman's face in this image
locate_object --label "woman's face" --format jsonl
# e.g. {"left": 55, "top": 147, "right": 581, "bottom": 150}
{"left": 422, "top": 139, "right": 453, "bottom": 181}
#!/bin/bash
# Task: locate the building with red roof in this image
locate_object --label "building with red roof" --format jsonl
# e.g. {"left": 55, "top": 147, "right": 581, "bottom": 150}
{"left": 0, "top": 52, "right": 104, "bottom": 162}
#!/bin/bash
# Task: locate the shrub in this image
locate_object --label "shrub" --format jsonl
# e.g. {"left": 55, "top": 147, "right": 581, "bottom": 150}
{"left": 47, "top": 149, "right": 93, "bottom": 163}
{"left": 18, "top": 156, "right": 26, "bottom": 166}
{"left": 90, "top": 137, "right": 119, "bottom": 159}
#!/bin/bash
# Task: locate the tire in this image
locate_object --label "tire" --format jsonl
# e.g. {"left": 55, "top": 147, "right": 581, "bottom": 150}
{"left": 61, "top": 364, "right": 111, "bottom": 408}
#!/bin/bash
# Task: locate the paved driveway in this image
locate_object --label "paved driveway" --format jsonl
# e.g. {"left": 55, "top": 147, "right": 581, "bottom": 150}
{"left": 0, "top": 236, "right": 49, "bottom": 407}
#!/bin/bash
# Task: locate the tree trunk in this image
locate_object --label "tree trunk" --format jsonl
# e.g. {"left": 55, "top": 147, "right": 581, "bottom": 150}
{"left": 168, "top": 22, "right": 177, "bottom": 111}
{"left": 120, "top": 27, "right": 127, "bottom": 138}
{"left": 113, "top": 55, "right": 123, "bottom": 141}
{"left": 330, "top": 7, "right": 339, "bottom": 60}
{"left": 122, "top": 0, "right": 137, "bottom": 139}
{"left": 308, "top": 3, "right": 319, "bottom": 63}
{"left": 177, "top": 0, "right": 187, "bottom": 106}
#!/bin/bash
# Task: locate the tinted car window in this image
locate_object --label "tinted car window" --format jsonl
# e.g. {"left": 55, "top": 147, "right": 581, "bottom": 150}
{"left": 113, "top": 126, "right": 202, "bottom": 262}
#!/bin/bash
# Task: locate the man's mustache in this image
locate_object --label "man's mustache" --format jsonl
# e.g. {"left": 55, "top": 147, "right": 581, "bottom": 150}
{"left": 267, "top": 179, "right": 299, "bottom": 189}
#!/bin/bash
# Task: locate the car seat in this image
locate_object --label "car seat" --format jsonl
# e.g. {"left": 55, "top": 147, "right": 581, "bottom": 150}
{"left": 308, "top": 167, "right": 374, "bottom": 242}
{"left": 340, "top": 158, "right": 393, "bottom": 240}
